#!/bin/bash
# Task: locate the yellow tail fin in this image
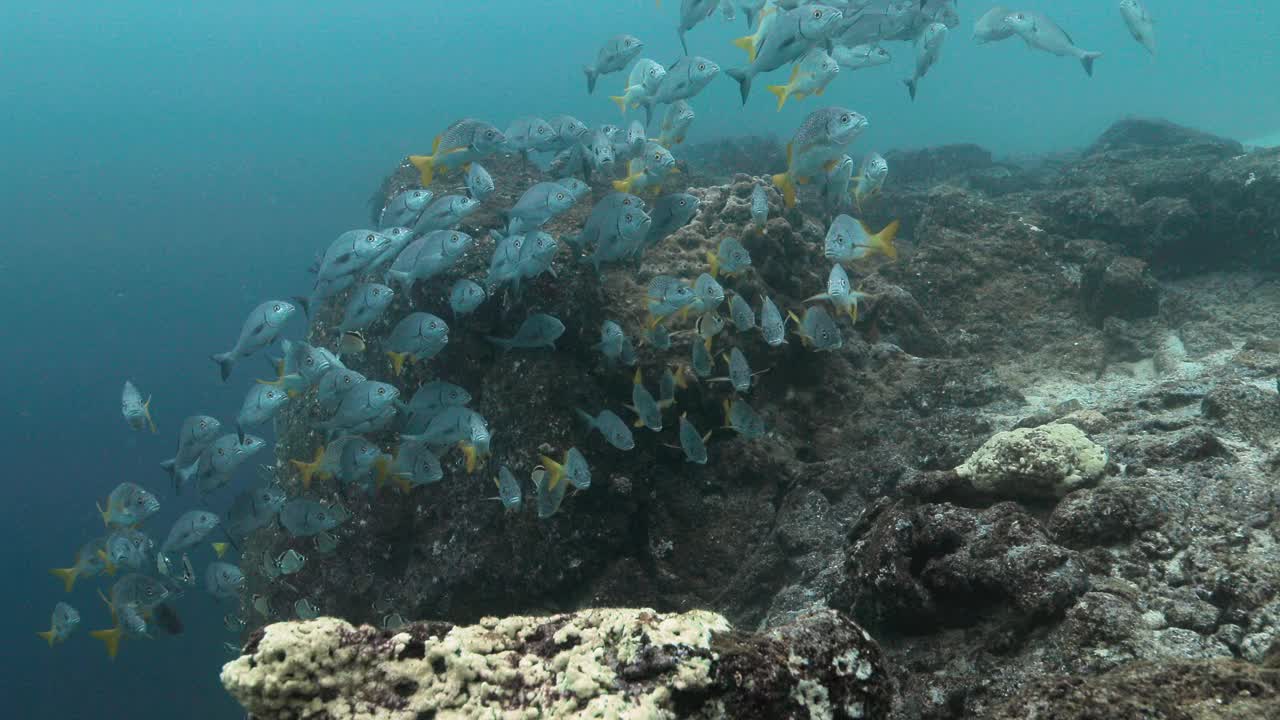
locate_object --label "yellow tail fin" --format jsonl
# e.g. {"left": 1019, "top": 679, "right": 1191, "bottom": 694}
{"left": 290, "top": 446, "right": 326, "bottom": 491}
{"left": 612, "top": 176, "right": 634, "bottom": 194}
{"left": 873, "top": 220, "right": 900, "bottom": 260}
{"left": 408, "top": 154, "right": 435, "bottom": 186}
{"left": 766, "top": 84, "right": 789, "bottom": 111}
{"left": 539, "top": 454, "right": 566, "bottom": 491}
{"left": 212, "top": 542, "right": 229, "bottom": 559}
{"left": 373, "top": 456, "right": 390, "bottom": 490}
{"left": 609, "top": 95, "right": 628, "bottom": 115}
{"left": 143, "top": 396, "right": 157, "bottom": 434}
{"left": 459, "top": 443, "right": 480, "bottom": 475}
{"left": 90, "top": 627, "right": 123, "bottom": 660}
{"left": 732, "top": 35, "right": 755, "bottom": 60}
{"left": 387, "top": 351, "right": 409, "bottom": 377}
{"left": 96, "top": 550, "right": 117, "bottom": 577}
{"left": 96, "top": 501, "right": 110, "bottom": 528}
{"left": 36, "top": 630, "right": 56, "bottom": 647}
{"left": 49, "top": 567, "right": 78, "bottom": 593}
{"left": 771, "top": 173, "right": 797, "bottom": 208}
{"left": 706, "top": 251, "right": 721, "bottom": 278}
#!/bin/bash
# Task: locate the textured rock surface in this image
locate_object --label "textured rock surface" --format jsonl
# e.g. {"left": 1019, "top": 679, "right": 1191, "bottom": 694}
{"left": 229, "top": 118, "right": 1280, "bottom": 718}
{"left": 954, "top": 423, "right": 1108, "bottom": 500}
{"left": 223, "top": 608, "right": 892, "bottom": 719}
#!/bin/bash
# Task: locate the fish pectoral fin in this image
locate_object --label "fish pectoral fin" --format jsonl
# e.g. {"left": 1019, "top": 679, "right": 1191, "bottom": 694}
{"left": 143, "top": 396, "right": 157, "bottom": 434}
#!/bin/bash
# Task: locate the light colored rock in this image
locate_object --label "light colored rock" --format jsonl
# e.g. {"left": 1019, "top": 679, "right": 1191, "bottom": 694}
{"left": 956, "top": 422, "right": 1108, "bottom": 500}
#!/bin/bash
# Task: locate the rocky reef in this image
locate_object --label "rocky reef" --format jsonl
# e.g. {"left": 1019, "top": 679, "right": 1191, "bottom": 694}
{"left": 225, "top": 118, "right": 1280, "bottom": 718}
{"left": 223, "top": 607, "right": 891, "bottom": 719}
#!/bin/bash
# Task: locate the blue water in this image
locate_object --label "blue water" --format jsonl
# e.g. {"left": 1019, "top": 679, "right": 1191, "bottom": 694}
{"left": 2, "top": 2, "right": 1277, "bottom": 717}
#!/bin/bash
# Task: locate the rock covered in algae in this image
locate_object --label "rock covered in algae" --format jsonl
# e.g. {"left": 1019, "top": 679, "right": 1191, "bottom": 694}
{"left": 221, "top": 607, "right": 892, "bottom": 719}
{"left": 954, "top": 422, "right": 1108, "bottom": 500}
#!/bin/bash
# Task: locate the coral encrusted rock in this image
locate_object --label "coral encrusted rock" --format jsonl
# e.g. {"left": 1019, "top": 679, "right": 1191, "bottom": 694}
{"left": 954, "top": 422, "right": 1109, "bottom": 501}
{"left": 221, "top": 607, "right": 892, "bottom": 719}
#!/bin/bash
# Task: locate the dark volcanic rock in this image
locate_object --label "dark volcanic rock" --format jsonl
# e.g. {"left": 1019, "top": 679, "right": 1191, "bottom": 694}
{"left": 838, "top": 500, "right": 1089, "bottom": 633}
{"left": 1086, "top": 117, "right": 1245, "bottom": 156}
{"left": 884, "top": 144, "right": 994, "bottom": 186}
{"left": 1081, "top": 254, "right": 1161, "bottom": 322}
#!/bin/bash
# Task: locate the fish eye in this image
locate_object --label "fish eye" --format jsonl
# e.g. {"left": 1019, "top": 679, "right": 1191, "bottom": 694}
{"left": 654, "top": 152, "right": 661, "bottom": 160}
{"left": 305, "top": 357, "right": 314, "bottom": 366}
{"left": 377, "top": 387, "right": 386, "bottom": 395}
{"left": 679, "top": 200, "right": 686, "bottom": 206}
{"left": 273, "top": 304, "right": 281, "bottom": 312}
{"left": 366, "top": 234, "right": 375, "bottom": 242}
{"left": 217, "top": 448, "right": 225, "bottom": 456}
{"left": 557, "top": 192, "right": 565, "bottom": 200}
{"left": 813, "top": 9, "right": 821, "bottom": 17}
{"left": 199, "top": 420, "right": 207, "bottom": 428}
{"left": 840, "top": 114, "right": 850, "bottom": 123}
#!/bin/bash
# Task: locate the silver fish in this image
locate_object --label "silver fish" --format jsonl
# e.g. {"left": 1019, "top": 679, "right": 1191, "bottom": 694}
{"left": 1005, "top": 10, "right": 1102, "bottom": 76}
{"left": 211, "top": 300, "right": 297, "bottom": 382}
{"left": 575, "top": 409, "right": 635, "bottom": 450}
{"left": 339, "top": 283, "right": 394, "bottom": 333}
{"left": 485, "top": 313, "right": 565, "bottom": 350}
{"left": 120, "top": 380, "right": 156, "bottom": 433}
{"left": 585, "top": 34, "right": 644, "bottom": 94}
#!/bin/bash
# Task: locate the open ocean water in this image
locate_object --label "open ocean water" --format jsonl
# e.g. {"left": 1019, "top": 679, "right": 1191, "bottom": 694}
{"left": 2, "top": 2, "right": 1278, "bottom": 718}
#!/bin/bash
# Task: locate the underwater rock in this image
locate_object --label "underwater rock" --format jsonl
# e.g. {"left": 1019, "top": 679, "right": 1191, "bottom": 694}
{"left": 985, "top": 657, "right": 1280, "bottom": 720}
{"left": 1086, "top": 117, "right": 1245, "bottom": 156}
{"left": 1048, "top": 481, "right": 1170, "bottom": 549}
{"left": 839, "top": 500, "right": 1089, "bottom": 633}
{"left": 1080, "top": 253, "right": 1161, "bottom": 322}
{"left": 1200, "top": 379, "right": 1280, "bottom": 445}
{"left": 221, "top": 607, "right": 893, "bottom": 719}
{"left": 883, "top": 144, "right": 994, "bottom": 187}
{"left": 954, "top": 423, "right": 1108, "bottom": 501}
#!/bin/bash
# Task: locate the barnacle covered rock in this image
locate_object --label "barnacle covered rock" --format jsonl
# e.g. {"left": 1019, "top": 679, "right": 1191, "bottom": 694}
{"left": 221, "top": 607, "right": 892, "bottom": 719}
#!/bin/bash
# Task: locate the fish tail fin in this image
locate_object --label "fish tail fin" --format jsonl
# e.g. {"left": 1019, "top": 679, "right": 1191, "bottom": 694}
{"left": 706, "top": 251, "right": 721, "bottom": 278}
{"left": 904, "top": 78, "right": 917, "bottom": 101}
{"left": 387, "top": 351, "right": 408, "bottom": 376}
{"left": 678, "top": 28, "right": 688, "bottom": 55}
{"left": 612, "top": 175, "right": 633, "bottom": 194}
{"left": 159, "top": 458, "right": 176, "bottom": 483}
{"left": 36, "top": 630, "right": 55, "bottom": 647}
{"left": 641, "top": 99, "right": 654, "bottom": 130}
{"left": 89, "top": 626, "right": 123, "bottom": 660}
{"left": 609, "top": 94, "right": 628, "bottom": 115}
{"left": 766, "top": 83, "right": 788, "bottom": 111}
{"left": 722, "top": 398, "right": 733, "bottom": 427}
{"left": 408, "top": 154, "right": 436, "bottom": 186}
{"left": 538, "top": 454, "right": 566, "bottom": 490}
{"left": 373, "top": 455, "right": 390, "bottom": 490}
{"left": 873, "top": 220, "right": 900, "bottom": 260}
{"left": 143, "top": 396, "right": 157, "bottom": 434}
{"left": 731, "top": 35, "right": 755, "bottom": 61}
{"left": 573, "top": 409, "right": 595, "bottom": 429}
{"left": 212, "top": 542, "right": 229, "bottom": 559}
{"left": 744, "top": 9, "right": 756, "bottom": 29}
{"left": 726, "top": 68, "right": 751, "bottom": 105}
{"left": 96, "top": 500, "right": 110, "bottom": 528}
{"left": 1080, "top": 52, "right": 1102, "bottom": 77}
{"left": 394, "top": 477, "right": 412, "bottom": 494}
{"left": 584, "top": 65, "right": 598, "bottom": 94}
{"left": 290, "top": 446, "right": 325, "bottom": 491}
{"left": 49, "top": 567, "right": 78, "bottom": 593}
{"left": 459, "top": 443, "right": 480, "bottom": 475}
{"left": 96, "top": 550, "right": 117, "bottom": 577}
{"left": 211, "top": 353, "right": 234, "bottom": 382}
{"left": 771, "top": 172, "right": 797, "bottom": 209}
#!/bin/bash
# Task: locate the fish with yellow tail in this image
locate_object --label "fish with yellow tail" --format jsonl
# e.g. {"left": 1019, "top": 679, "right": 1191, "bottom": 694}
{"left": 49, "top": 538, "right": 110, "bottom": 592}
{"left": 806, "top": 264, "right": 872, "bottom": 322}
{"left": 408, "top": 119, "right": 506, "bottom": 186}
{"left": 772, "top": 107, "right": 867, "bottom": 208}
{"left": 730, "top": 2, "right": 778, "bottom": 64}
{"left": 613, "top": 141, "right": 677, "bottom": 195}
{"left": 823, "top": 214, "right": 899, "bottom": 264}
{"left": 610, "top": 58, "right": 666, "bottom": 114}
{"left": 766, "top": 48, "right": 839, "bottom": 111}
{"left": 37, "top": 602, "right": 80, "bottom": 647}
{"left": 121, "top": 380, "right": 157, "bottom": 434}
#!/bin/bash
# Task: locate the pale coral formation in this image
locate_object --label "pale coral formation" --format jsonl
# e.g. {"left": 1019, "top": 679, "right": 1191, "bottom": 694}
{"left": 222, "top": 607, "right": 891, "bottom": 719}
{"left": 955, "top": 423, "right": 1108, "bottom": 500}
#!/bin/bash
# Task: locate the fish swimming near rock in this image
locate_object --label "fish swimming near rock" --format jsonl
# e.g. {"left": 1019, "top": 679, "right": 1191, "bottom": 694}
{"left": 448, "top": 279, "right": 486, "bottom": 319}
{"left": 159, "top": 415, "right": 221, "bottom": 488}
{"left": 235, "top": 384, "right": 288, "bottom": 441}
{"left": 708, "top": 237, "right": 752, "bottom": 277}
{"left": 789, "top": 305, "right": 844, "bottom": 351}
{"left": 204, "top": 562, "right": 244, "bottom": 601}
{"left": 820, "top": 154, "right": 854, "bottom": 214}
{"left": 1005, "top": 10, "right": 1103, "bottom": 77}
{"left": 339, "top": 283, "right": 394, "bottom": 333}
{"left": 806, "top": 263, "right": 869, "bottom": 321}
{"left": 506, "top": 181, "right": 577, "bottom": 234}
{"left": 120, "top": 380, "right": 157, "bottom": 433}
{"left": 750, "top": 183, "right": 769, "bottom": 229}
{"left": 192, "top": 432, "right": 265, "bottom": 495}
{"left": 225, "top": 483, "right": 287, "bottom": 538}
{"left": 211, "top": 300, "right": 297, "bottom": 382}
{"left": 772, "top": 107, "right": 868, "bottom": 207}
{"left": 823, "top": 214, "right": 899, "bottom": 263}
{"left": 576, "top": 408, "right": 636, "bottom": 450}
{"left": 465, "top": 162, "right": 495, "bottom": 202}
{"left": 643, "top": 192, "right": 699, "bottom": 252}
{"left": 503, "top": 116, "right": 556, "bottom": 164}
{"left": 385, "top": 313, "right": 450, "bottom": 375}
{"left": 486, "top": 313, "right": 565, "bottom": 351}
{"left": 388, "top": 230, "right": 474, "bottom": 293}
{"left": 160, "top": 510, "right": 220, "bottom": 557}
{"left": 408, "top": 118, "right": 506, "bottom": 186}
{"left": 853, "top": 152, "right": 888, "bottom": 211}
{"left": 677, "top": 413, "right": 710, "bottom": 464}
{"left": 729, "top": 292, "right": 757, "bottom": 332}
{"left": 585, "top": 34, "right": 644, "bottom": 94}
{"left": 379, "top": 189, "right": 432, "bottom": 230}
{"left": 723, "top": 397, "right": 766, "bottom": 439}
{"left": 1119, "top": 0, "right": 1156, "bottom": 56}
{"left": 401, "top": 380, "right": 472, "bottom": 434}
{"left": 495, "top": 466, "right": 523, "bottom": 511}
{"left": 320, "top": 380, "right": 400, "bottom": 436}
{"left": 280, "top": 499, "right": 344, "bottom": 537}
{"left": 412, "top": 194, "right": 480, "bottom": 235}
{"left": 628, "top": 369, "right": 665, "bottom": 431}
{"left": 760, "top": 295, "right": 788, "bottom": 346}
{"left": 539, "top": 446, "right": 591, "bottom": 492}
{"left": 655, "top": 100, "right": 696, "bottom": 147}
{"left": 904, "top": 21, "right": 947, "bottom": 100}
{"left": 311, "top": 230, "right": 392, "bottom": 302}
